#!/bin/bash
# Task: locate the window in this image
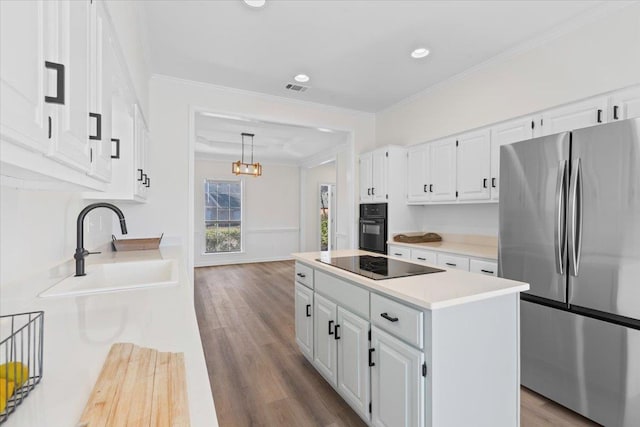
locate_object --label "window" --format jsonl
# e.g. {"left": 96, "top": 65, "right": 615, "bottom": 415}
{"left": 204, "top": 180, "right": 242, "bottom": 253}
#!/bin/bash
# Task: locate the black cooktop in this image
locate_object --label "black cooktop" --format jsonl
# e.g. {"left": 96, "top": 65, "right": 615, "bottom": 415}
{"left": 317, "top": 255, "right": 444, "bottom": 280}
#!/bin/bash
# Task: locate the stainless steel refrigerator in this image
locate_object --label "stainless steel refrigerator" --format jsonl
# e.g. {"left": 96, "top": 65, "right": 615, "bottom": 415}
{"left": 499, "top": 117, "right": 640, "bottom": 427}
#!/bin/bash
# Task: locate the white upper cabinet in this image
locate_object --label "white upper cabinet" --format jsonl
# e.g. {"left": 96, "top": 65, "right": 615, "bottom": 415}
{"left": 610, "top": 86, "right": 640, "bottom": 121}
{"left": 46, "top": 0, "right": 92, "bottom": 172}
{"left": 456, "top": 129, "right": 491, "bottom": 201}
{"left": 406, "top": 144, "right": 430, "bottom": 203}
{"left": 540, "top": 96, "right": 608, "bottom": 136}
{"left": 359, "top": 148, "right": 388, "bottom": 203}
{"left": 87, "top": 1, "right": 112, "bottom": 182}
{"left": 429, "top": 138, "right": 457, "bottom": 202}
{"left": 0, "top": 0, "right": 49, "bottom": 153}
{"left": 490, "top": 116, "right": 536, "bottom": 201}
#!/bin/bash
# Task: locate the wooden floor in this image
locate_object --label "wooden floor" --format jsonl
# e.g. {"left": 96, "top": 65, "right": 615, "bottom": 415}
{"left": 195, "top": 260, "right": 600, "bottom": 427}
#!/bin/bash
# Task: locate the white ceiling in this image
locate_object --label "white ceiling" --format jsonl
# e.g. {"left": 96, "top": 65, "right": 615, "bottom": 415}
{"left": 140, "top": 0, "right": 607, "bottom": 112}
{"left": 194, "top": 113, "right": 348, "bottom": 163}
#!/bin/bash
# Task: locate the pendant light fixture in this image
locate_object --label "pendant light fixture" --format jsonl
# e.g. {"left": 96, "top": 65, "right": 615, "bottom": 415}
{"left": 232, "top": 132, "right": 262, "bottom": 177}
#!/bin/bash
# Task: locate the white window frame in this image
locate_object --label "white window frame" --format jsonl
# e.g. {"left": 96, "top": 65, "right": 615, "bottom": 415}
{"left": 203, "top": 178, "right": 244, "bottom": 255}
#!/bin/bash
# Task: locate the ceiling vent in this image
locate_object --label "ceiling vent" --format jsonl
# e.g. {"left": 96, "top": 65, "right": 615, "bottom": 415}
{"left": 285, "top": 83, "right": 309, "bottom": 92}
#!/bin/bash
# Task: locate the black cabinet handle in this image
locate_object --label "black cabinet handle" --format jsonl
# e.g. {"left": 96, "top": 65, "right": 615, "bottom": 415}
{"left": 446, "top": 262, "right": 457, "bottom": 267}
{"left": 137, "top": 169, "right": 144, "bottom": 181}
{"left": 483, "top": 178, "right": 488, "bottom": 188}
{"left": 145, "top": 176, "right": 150, "bottom": 188}
{"left": 613, "top": 105, "right": 619, "bottom": 120}
{"left": 429, "top": 184, "right": 433, "bottom": 192}
{"left": 491, "top": 177, "right": 497, "bottom": 188}
{"left": 89, "top": 113, "right": 102, "bottom": 140}
{"left": 393, "top": 253, "right": 402, "bottom": 257}
{"left": 328, "top": 320, "right": 334, "bottom": 335}
{"left": 334, "top": 324, "right": 341, "bottom": 340}
{"left": 367, "top": 188, "right": 371, "bottom": 196}
{"left": 417, "top": 257, "right": 426, "bottom": 261}
{"left": 306, "top": 304, "right": 311, "bottom": 317}
{"left": 111, "top": 138, "right": 120, "bottom": 159}
{"left": 423, "top": 184, "right": 427, "bottom": 193}
{"left": 481, "top": 269, "right": 494, "bottom": 274}
{"left": 371, "top": 187, "right": 375, "bottom": 195}
{"left": 368, "top": 348, "right": 375, "bottom": 367}
{"left": 296, "top": 272, "right": 306, "bottom": 278}
{"left": 597, "top": 109, "right": 603, "bottom": 123}
{"left": 44, "top": 61, "right": 65, "bottom": 104}
{"left": 380, "top": 312, "right": 398, "bottom": 322}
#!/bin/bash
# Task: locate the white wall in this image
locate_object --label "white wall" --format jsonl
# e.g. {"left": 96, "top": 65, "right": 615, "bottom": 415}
{"left": 0, "top": 187, "right": 113, "bottom": 285}
{"left": 130, "top": 76, "right": 375, "bottom": 270}
{"left": 415, "top": 204, "right": 499, "bottom": 237}
{"left": 377, "top": 3, "right": 640, "bottom": 237}
{"left": 302, "top": 162, "right": 336, "bottom": 252}
{"left": 194, "top": 159, "right": 299, "bottom": 266}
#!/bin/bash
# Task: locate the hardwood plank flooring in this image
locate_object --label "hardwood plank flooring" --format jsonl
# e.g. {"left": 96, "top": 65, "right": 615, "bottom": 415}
{"left": 195, "top": 260, "right": 600, "bottom": 427}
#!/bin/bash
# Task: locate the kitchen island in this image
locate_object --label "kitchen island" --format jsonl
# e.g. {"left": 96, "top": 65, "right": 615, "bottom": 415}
{"left": 0, "top": 246, "right": 217, "bottom": 427}
{"left": 292, "top": 249, "right": 529, "bottom": 427}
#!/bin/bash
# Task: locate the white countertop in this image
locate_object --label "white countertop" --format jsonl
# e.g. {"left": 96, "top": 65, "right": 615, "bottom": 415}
{"left": 292, "top": 249, "right": 528, "bottom": 310}
{"left": 0, "top": 246, "right": 217, "bottom": 427}
{"left": 388, "top": 240, "right": 498, "bottom": 260}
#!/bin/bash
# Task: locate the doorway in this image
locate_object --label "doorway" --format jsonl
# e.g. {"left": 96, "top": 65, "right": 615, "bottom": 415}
{"left": 320, "top": 183, "right": 336, "bottom": 251}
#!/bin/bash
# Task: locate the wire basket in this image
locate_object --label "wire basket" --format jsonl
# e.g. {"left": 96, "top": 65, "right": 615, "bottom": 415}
{"left": 0, "top": 311, "right": 44, "bottom": 424}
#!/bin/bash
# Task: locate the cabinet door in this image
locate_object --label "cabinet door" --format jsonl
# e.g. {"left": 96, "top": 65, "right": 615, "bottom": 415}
{"left": 337, "top": 307, "right": 370, "bottom": 421}
{"left": 407, "top": 145, "right": 429, "bottom": 203}
{"left": 359, "top": 152, "right": 373, "bottom": 202}
{"left": 429, "top": 138, "right": 457, "bottom": 202}
{"left": 371, "top": 149, "right": 387, "bottom": 202}
{"left": 490, "top": 116, "right": 535, "bottom": 200}
{"left": 456, "top": 129, "right": 491, "bottom": 201}
{"left": 411, "top": 249, "right": 437, "bottom": 265}
{"left": 437, "top": 253, "right": 470, "bottom": 271}
{"left": 0, "top": 0, "right": 49, "bottom": 153}
{"left": 295, "top": 283, "right": 314, "bottom": 360}
{"left": 314, "top": 293, "right": 338, "bottom": 386}
{"left": 540, "top": 96, "right": 608, "bottom": 136}
{"left": 388, "top": 245, "right": 410, "bottom": 259}
{"left": 87, "top": 2, "right": 112, "bottom": 182}
{"left": 371, "top": 327, "right": 424, "bottom": 427}
{"left": 47, "top": 0, "right": 91, "bottom": 172}
{"left": 610, "top": 86, "right": 640, "bottom": 121}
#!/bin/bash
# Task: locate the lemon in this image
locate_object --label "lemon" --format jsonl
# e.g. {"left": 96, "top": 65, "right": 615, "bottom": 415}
{"left": 0, "top": 378, "right": 15, "bottom": 413}
{"left": 0, "top": 362, "right": 29, "bottom": 388}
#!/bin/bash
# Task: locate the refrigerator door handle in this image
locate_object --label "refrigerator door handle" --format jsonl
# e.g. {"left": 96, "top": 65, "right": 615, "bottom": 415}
{"left": 554, "top": 160, "right": 568, "bottom": 275}
{"left": 568, "top": 158, "right": 583, "bottom": 276}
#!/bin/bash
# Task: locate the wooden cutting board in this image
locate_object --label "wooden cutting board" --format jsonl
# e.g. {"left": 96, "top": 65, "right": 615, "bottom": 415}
{"left": 77, "top": 343, "right": 190, "bottom": 427}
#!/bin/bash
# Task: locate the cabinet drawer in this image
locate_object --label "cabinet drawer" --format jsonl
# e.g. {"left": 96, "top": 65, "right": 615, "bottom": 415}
{"left": 295, "top": 262, "right": 314, "bottom": 289}
{"left": 388, "top": 245, "right": 410, "bottom": 259}
{"left": 371, "top": 293, "right": 423, "bottom": 349}
{"left": 469, "top": 259, "right": 498, "bottom": 276}
{"left": 315, "top": 270, "right": 369, "bottom": 319}
{"left": 411, "top": 249, "right": 437, "bottom": 265}
{"left": 437, "top": 253, "right": 470, "bottom": 271}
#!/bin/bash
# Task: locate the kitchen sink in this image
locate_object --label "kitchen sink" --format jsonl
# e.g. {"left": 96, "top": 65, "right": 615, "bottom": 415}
{"left": 39, "top": 259, "right": 179, "bottom": 298}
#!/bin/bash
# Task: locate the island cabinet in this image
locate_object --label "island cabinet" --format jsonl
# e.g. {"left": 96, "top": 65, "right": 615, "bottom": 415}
{"left": 293, "top": 258, "right": 522, "bottom": 427}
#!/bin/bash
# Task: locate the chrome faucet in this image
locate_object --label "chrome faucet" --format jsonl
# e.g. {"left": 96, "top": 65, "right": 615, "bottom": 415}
{"left": 75, "top": 202, "right": 128, "bottom": 276}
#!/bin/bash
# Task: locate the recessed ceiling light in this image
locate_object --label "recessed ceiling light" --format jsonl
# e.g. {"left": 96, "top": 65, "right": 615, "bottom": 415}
{"left": 411, "top": 48, "right": 430, "bottom": 59}
{"left": 294, "top": 74, "right": 310, "bottom": 83}
{"left": 243, "top": 0, "right": 265, "bottom": 8}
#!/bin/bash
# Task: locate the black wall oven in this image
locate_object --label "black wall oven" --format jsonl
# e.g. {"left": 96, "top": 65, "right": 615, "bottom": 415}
{"left": 359, "top": 203, "right": 387, "bottom": 254}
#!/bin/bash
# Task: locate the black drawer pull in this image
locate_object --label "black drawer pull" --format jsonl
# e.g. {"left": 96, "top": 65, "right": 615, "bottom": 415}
{"left": 597, "top": 109, "right": 603, "bottom": 123}
{"left": 371, "top": 187, "right": 375, "bottom": 195}
{"left": 423, "top": 184, "right": 427, "bottom": 193}
{"left": 417, "top": 257, "right": 426, "bottom": 261}
{"left": 380, "top": 312, "right": 398, "bottom": 322}
{"left": 613, "top": 105, "right": 619, "bottom": 120}
{"left": 481, "top": 269, "right": 494, "bottom": 274}
{"left": 111, "top": 138, "right": 120, "bottom": 159}
{"left": 334, "top": 324, "right": 341, "bottom": 340}
{"left": 306, "top": 304, "right": 311, "bottom": 317}
{"left": 369, "top": 348, "right": 375, "bottom": 367}
{"left": 137, "top": 169, "right": 144, "bottom": 181}
{"left": 89, "top": 112, "right": 102, "bottom": 140}
{"left": 394, "top": 253, "right": 403, "bottom": 256}
{"left": 328, "top": 320, "right": 334, "bottom": 335}
{"left": 296, "top": 272, "right": 306, "bottom": 278}
{"left": 446, "top": 262, "right": 457, "bottom": 267}
{"left": 483, "top": 178, "right": 488, "bottom": 188}
{"left": 429, "top": 184, "right": 433, "bottom": 192}
{"left": 491, "top": 177, "right": 497, "bottom": 188}
{"left": 367, "top": 188, "right": 371, "bottom": 196}
{"left": 44, "top": 61, "right": 65, "bottom": 104}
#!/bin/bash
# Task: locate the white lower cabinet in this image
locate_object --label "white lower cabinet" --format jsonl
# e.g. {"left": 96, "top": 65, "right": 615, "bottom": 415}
{"left": 371, "top": 327, "right": 424, "bottom": 427}
{"left": 387, "top": 245, "right": 410, "bottom": 259}
{"left": 294, "top": 282, "right": 314, "bottom": 360}
{"left": 410, "top": 249, "right": 437, "bottom": 265}
{"left": 313, "top": 293, "right": 339, "bottom": 386}
{"left": 336, "top": 307, "right": 371, "bottom": 421}
{"left": 436, "top": 253, "right": 470, "bottom": 271}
